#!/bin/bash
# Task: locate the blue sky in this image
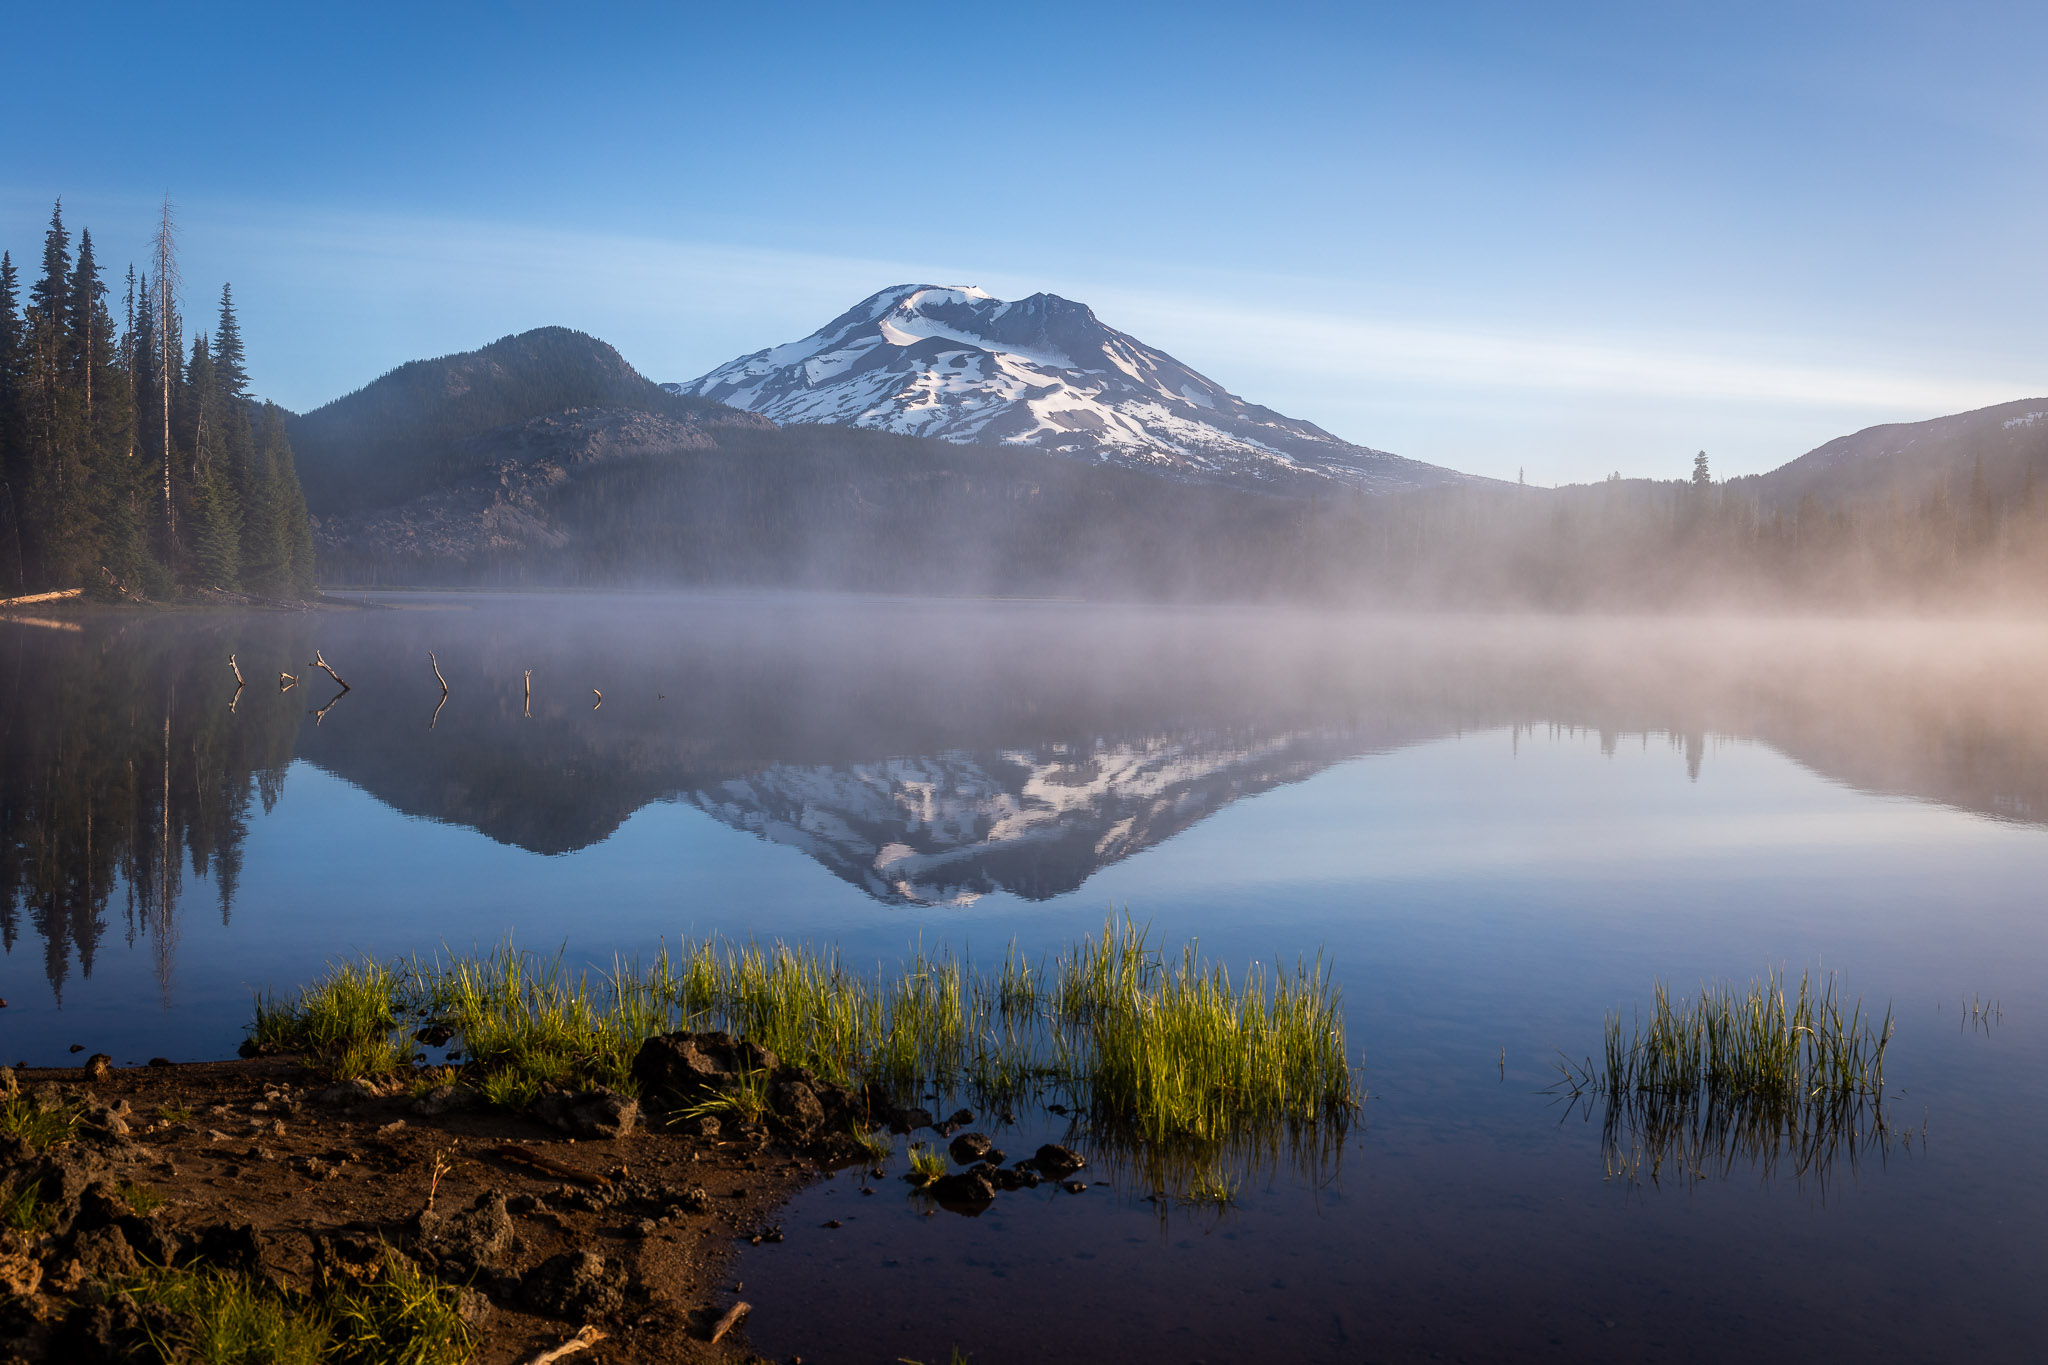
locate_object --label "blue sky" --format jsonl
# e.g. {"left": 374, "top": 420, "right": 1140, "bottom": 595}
{"left": 3, "top": 1, "right": 2042, "bottom": 483}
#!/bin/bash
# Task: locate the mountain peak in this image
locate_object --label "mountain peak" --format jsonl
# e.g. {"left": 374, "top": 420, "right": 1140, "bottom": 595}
{"left": 677, "top": 285, "right": 1471, "bottom": 495}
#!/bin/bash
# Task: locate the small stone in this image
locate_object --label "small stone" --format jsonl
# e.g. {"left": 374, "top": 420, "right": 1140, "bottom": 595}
{"left": 822, "top": 1219, "right": 842, "bottom": 1229}
{"left": 83, "top": 1053, "right": 112, "bottom": 1081}
{"left": 147, "top": 1057, "right": 173, "bottom": 1068}
{"left": 1062, "top": 1179, "right": 1088, "bottom": 1194}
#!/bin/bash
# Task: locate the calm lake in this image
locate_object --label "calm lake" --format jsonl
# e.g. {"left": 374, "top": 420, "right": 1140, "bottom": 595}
{"left": 3, "top": 594, "right": 2044, "bottom": 1363}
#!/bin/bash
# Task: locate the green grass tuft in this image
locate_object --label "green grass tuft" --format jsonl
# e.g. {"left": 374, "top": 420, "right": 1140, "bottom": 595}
{"left": 116, "top": 1248, "right": 474, "bottom": 1365}
{"left": 1, "top": 1091, "right": 82, "bottom": 1152}
{"left": 906, "top": 1143, "right": 946, "bottom": 1184}
{"left": 328, "top": 1249, "right": 475, "bottom": 1365}
{"left": 1558, "top": 969, "right": 1896, "bottom": 1187}
{"left": 124, "top": 1263, "right": 333, "bottom": 1365}
{"left": 250, "top": 958, "right": 406, "bottom": 1079}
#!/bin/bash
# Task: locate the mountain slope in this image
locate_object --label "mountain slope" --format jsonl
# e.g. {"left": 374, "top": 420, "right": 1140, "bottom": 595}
{"left": 676, "top": 284, "right": 1471, "bottom": 495}
{"left": 290, "top": 327, "right": 740, "bottom": 513}
{"left": 1742, "top": 396, "right": 2048, "bottom": 509}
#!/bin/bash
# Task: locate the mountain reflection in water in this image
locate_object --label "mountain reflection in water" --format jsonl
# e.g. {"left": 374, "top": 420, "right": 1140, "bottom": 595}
{"left": 6, "top": 595, "right": 2048, "bottom": 999}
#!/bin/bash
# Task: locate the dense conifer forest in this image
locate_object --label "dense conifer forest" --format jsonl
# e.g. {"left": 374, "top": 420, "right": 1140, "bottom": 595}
{"left": 0, "top": 199, "right": 315, "bottom": 600}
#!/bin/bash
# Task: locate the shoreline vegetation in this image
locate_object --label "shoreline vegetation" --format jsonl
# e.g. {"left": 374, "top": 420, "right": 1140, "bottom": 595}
{"left": 249, "top": 919, "right": 1359, "bottom": 1157}
{"left": 0, "top": 921, "right": 1358, "bottom": 1365}
{"left": 0, "top": 201, "right": 317, "bottom": 606}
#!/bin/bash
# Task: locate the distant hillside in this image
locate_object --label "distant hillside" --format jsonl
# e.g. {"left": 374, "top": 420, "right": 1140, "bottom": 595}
{"left": 289, "top": 327, "right": 738, "bottom": 514}
{"left": 1737, "top": 397, "right": 2048, "bottom": 510}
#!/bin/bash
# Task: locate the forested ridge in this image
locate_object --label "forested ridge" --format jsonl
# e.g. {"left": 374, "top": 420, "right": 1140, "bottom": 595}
{"left": 0, "top": 199, "right": 315, "bottom": 600}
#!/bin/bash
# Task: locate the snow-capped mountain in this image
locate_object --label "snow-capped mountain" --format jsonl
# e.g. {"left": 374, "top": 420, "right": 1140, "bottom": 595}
{"left": 673, "top": 284, "right": 1470, "bottom": 495}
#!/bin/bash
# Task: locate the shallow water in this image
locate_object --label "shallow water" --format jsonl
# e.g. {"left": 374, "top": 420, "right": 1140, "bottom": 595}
{"left": 3, "top": 595, "right": 2044, "bottom": 1362}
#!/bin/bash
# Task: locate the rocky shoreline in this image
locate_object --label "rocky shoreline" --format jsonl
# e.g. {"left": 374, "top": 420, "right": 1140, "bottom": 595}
{"left": 0, "top": 1031, "right": 1083, "bottom": 1364}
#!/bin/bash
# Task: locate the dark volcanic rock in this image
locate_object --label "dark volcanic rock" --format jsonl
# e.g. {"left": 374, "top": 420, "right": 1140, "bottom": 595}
{"left": 1032, "top": 1144, "right": 1086, "bottom": 1179}
{"left": 412, "top": 1191, "right": 514, "bottom": 1276}
{"left": 769, "top": 1079, "right": 825, "bottom": 1134}
{"left": 528, "top": 1087, "right": 638, "bottom": 1139}
{"left": 888, "top": 1106, "right": 934, "bottom": 1136}
{"left": 927, "top": 1167, "right": 996, "bottom": 1211}
{"left": 631, "top": 1031, "right": 778, "bottom": 1106}
{"left": 947, "top": 1132, "right": 992, "bottom": 1165}
{"left": 522, "top": 1249, "right": 627, "bottom": 1320}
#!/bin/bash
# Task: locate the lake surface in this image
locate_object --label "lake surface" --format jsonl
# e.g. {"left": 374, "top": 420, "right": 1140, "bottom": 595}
{"left": 3, "top": 595, "right": 2044, "bottom": 1363}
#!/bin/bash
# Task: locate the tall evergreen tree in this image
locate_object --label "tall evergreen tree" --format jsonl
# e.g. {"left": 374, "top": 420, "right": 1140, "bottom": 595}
{"left": 0, "top": 252, "right": 24, "bottom": 591}
{"left": 212, "top": 285, "right": 262, "bottom": 585}
{"left": 183, "top": 333, "right": 239, "bottom": 589}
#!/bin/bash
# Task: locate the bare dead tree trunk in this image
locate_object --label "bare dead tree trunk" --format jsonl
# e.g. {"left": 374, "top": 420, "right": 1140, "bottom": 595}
{"left": 153, "top": 195, "right": 181, "bottom": 577}
{"left": 307, "top": 649, "right": 348, "bottom": 690}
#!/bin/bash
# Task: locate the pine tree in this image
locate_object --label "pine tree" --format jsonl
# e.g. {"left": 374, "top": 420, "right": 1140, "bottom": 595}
{"left": 0, "top": 252, "right": 23, "bottom": 592}
{"left": 212, "top": 285, "right": 263, "bottom": 586}
{"left": 183, "top": 333, "right": 239, "bottom": 589}
{"left": 258, "top": 402, "right": 317, "bottom": 596}
{"left": 24, "top": 201, "right": 88, "bottom": 585}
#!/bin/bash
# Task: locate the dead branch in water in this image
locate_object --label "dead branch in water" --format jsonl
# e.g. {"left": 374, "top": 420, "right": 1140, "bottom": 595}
{"left": 592, "top": 689, "right": 602, "bottom": 710}
{"left": 312, "top": 688, "right": 348, "bottom": 725}
{"left": 524, "top": 669, "right": 532, "bottom": 719}
{"left": 515, "top": 1326, "right": 606, "bottom": 1365}
{"left": 228, "top": 654, "right": 244, "bottom": 686}
{"left": 430, "top": 691, "right": 447, "bottom": 731}
{"left": 278, "top": 672, "right": 297, "bottom": 691}
{"left": 429, "top": 651, "right": 448, "bottom": 694}
{"left": 308, "top": 649, "right": 349, "bottom": 690}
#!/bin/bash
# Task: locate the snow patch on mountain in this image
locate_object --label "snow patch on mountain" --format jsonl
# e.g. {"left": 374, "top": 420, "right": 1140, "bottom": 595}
{"left": 675, "top": 285, "right": 1473, "bottom": 495}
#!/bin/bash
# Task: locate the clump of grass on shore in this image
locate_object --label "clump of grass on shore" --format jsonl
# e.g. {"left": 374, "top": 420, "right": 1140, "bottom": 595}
{"left": 119, "top": 1247, "right": 473, "bottom": 1365}
{"left": 0, "top": 1091, "right": 81, "bottom": 1151}
{"left": 1557, "top": 969, "right": 1895, "bottom": 1188}
{"left": 257, "top": 915, "right": 1359, "bottom": 1151}
{"left": 249, "top": 959, "right": 408, "bottom": 1079}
